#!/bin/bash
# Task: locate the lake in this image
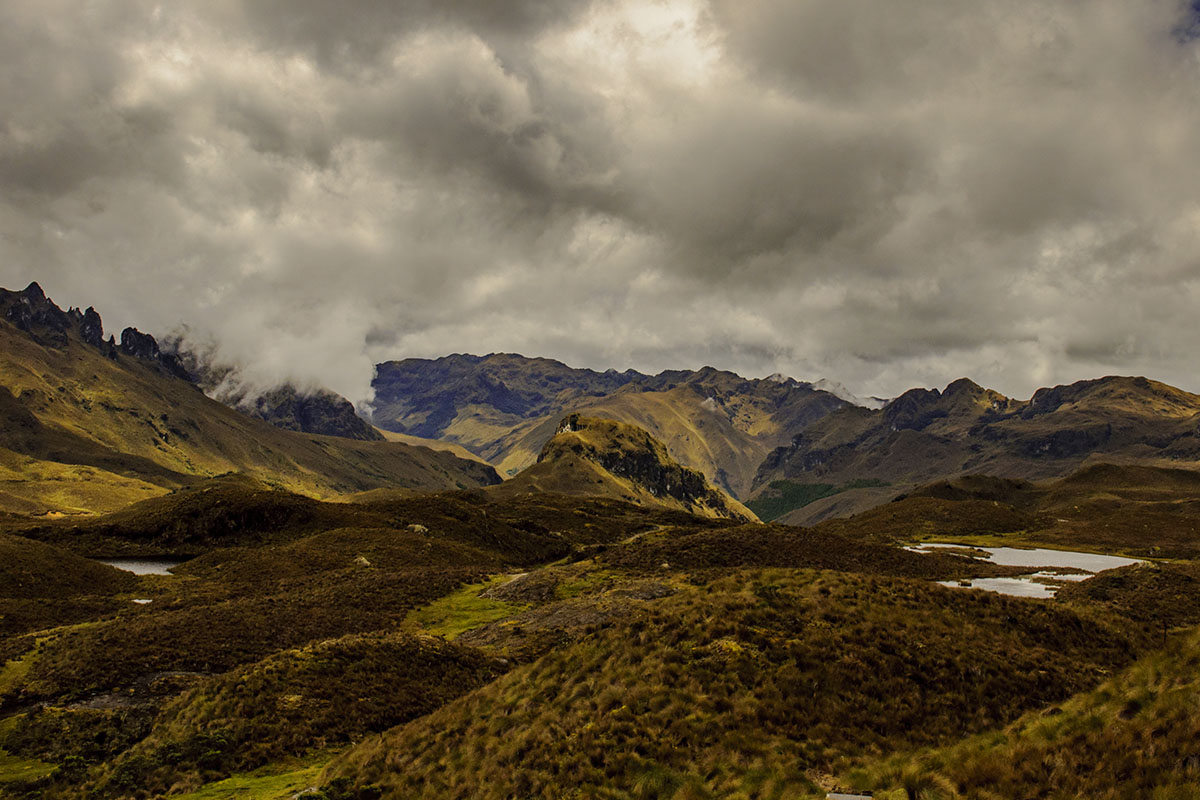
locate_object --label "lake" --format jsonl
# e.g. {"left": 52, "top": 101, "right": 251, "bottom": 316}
{"left": 97, "top": 558, "right": 186, "bottom": 575}
{"left": 907, "top": 543, "right": 1143, "bottom": 598}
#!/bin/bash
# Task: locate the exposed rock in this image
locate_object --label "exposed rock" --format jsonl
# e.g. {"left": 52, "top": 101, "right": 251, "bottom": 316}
{"left": 534, "top": 414, "right": 757, "bottom": 522}
{"left": 119, "top": 327, "right": 194, "bottom": 380}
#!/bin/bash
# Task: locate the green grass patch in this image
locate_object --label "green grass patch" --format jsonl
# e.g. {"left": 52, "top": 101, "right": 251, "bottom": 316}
{"left": 0, "top": 717, "right": 56, "bottom": 787}
{"left": 173, "top": 756, "right": 331, "bottom": 800}
{"left": 555, "top": 569, "right": 614, "bottom": 599}
{"left": 407, "top": 575, "right": 527, "bottom": 639}
{"left": 747, "top": 479, "right": 890, "bottom": 522}
{"left": 0, "top": 652, "right": 33, "bottom": 698}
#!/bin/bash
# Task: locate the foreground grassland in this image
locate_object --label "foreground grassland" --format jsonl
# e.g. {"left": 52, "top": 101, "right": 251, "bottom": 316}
{"left": 840, "top": 626, "right": 1200, "bottom": 799}
{"left": 3, "top": 476, "right": 1200, "bottom": 799}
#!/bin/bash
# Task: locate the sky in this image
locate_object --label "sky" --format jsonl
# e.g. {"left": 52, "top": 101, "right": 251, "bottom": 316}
{"left": 3, "top": 0, "right": 1200, "bottom": 407}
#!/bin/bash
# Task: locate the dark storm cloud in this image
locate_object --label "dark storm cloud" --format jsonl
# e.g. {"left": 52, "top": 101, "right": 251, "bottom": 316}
{"left": 2, "top": 0, "right": 1200, "bottom": 404}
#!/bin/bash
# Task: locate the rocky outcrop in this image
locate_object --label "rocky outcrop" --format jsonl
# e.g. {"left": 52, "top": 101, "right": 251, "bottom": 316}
{"left": 0, "top": 283, "right": 186, "bottom": 374}
{"left": 537, "top": 414, "right": 757, "bottom": 521}
{"left": 241, "top": 385, "right": 384, "bottom": 441}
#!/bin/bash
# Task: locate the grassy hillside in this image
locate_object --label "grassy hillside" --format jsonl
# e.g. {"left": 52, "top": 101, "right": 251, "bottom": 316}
{"left": 89, "top": 632, "right": 507, "bottom": 797}
{"left": 2, "top": 468, "right": 1192, "bottom": 799}
{"left": 0, "top": 308, "right": 500, "bottom": 517}
{"left": 321, "top": 568, "right": 1142, "bottom": 799}
{"left": 842, "top": 625, "right": 1200, "bottom": 799}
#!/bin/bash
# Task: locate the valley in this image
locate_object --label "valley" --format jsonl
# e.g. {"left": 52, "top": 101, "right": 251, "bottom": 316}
{"left": 3, "top": 285, "right": 1200, "bottom": 798}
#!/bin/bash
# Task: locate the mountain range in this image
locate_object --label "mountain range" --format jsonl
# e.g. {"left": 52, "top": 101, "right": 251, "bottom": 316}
{"left": 4, "top": 282, "right": 1200, "bottom": 799}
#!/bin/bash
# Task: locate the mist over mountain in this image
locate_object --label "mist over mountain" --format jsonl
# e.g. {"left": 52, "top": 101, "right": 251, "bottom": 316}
{"left": 5, "top": 1, "right": 1200, "bottom": 404}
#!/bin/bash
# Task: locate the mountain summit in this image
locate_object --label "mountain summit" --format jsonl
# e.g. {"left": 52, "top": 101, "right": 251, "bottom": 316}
{"left": 494, "top": 414, "right": 757, "bottom": 522}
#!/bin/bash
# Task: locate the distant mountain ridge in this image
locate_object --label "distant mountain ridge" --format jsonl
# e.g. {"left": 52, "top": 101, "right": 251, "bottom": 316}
{"left": 756, "top": 375, "right": 1200, "bottom": 518}
{"left": 370, "top": 353, "right": 849, "bottom": 498}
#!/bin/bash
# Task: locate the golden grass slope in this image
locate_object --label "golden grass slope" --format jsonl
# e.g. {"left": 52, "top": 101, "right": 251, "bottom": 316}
{"left": 0, "top": 321, "right": 499, "bottom": 516}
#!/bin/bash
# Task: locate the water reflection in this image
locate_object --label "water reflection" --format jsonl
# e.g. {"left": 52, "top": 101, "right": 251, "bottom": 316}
{"left": 97, "top": 558, "right": 185, "bottom": 575}
{"left": 913, "top": 543, "right": 1144, "bottom": 598}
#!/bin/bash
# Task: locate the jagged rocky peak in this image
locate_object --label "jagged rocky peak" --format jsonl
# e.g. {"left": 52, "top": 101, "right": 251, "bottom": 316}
{"left": 72, "top": 306, "right": 105, "bottom": 347}
{"left": 119, "top": 327, "right": 160, "bottom": 360}
{"left": 165, "top": 335, "right": 383, "bottom": 441}
{"left": 0, "top": 282, "right": 192, "bottom": 376}
{"left": 1, "top": 281, "right": 73, "bottom": 345}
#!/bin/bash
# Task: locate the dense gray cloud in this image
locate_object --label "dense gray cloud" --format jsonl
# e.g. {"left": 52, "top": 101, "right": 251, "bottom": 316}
{"left": 3, "top": 0, "right": 1200, "bottom": 405}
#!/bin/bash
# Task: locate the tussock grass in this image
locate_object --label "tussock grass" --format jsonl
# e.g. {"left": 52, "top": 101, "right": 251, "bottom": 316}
{"left": 845, "top": 626, "right": 1200, "bottom": 799}
{"left": 322, "top": 568, "right": 1141, "bottom": 799}
{"left": 88, "top": 633, "right": 505, "bottom": 797}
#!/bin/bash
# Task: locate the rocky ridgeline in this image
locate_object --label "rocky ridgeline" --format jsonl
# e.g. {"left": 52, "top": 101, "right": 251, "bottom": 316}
{"left": 0, "top": 282, "right": 191, "bottom": 379}
{"left": 1, "top": 283, "right": 381, "bottom": 442}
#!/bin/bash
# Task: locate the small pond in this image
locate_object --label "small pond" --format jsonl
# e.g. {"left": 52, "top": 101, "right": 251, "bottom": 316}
{"left": 96, "top": 558, "right": 186, "bottom": 576}
{"left": 908, "top": 543, "right": 1144, "bottom": 598}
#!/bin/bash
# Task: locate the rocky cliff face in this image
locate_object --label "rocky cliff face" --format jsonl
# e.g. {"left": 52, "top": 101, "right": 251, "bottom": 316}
{"left": 0, "top": 282, "right": 190, "bottom": 378}
{"left": 534, "top": 414, "right": 757, "bottom": 522}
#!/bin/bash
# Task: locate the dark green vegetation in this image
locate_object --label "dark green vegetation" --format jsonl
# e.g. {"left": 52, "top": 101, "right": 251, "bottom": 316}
{"left": 4, "top": 467, "right": 1193, "bottom": 799}
{"left": 845, "top": 626, "right": 1200, "bottom": 799}
{"left": 746, "top": 478, "right": 891, "bottom": 522}
{"left": 323, "top": 569, "right": 1143, "bottom": 799}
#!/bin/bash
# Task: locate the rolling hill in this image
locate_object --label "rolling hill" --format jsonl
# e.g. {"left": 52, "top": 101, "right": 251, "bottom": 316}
{"left": 490, "top": 414, "right": 757, "bottom": 522}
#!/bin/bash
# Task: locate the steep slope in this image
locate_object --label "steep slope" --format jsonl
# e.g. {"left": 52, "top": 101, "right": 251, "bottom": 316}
{"left": 491, "top": 414, "right": 757, "bottom": 522}
{"left": 754, "top": 375, "right": 1200, "bottom": 514}
{"left": 0, "top": 284, "right": 499, "bottom": 516}
{"left": 371, "top": 354, "right": 846, "bottom": 497}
